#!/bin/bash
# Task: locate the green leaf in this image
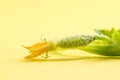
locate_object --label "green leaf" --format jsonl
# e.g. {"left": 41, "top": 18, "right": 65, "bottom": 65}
{"left": 94, "top": 36, "right": 110, "bottom": 44}
{"left": 78, "top": 28, "right": 120, "bottom": 56}
{"left": 112, "top": 28, "right": 120, "bottom": 44}
{"left": 95, "top": 27, "right": 115, "bottom": 38}
{"left": 79, "top": 44, "right": 120, "bottom": 56}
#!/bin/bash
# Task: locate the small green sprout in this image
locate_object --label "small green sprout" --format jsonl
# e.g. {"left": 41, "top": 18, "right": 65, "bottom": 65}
{"left": 23, "top": 27, "right": 120, "bottom": 59}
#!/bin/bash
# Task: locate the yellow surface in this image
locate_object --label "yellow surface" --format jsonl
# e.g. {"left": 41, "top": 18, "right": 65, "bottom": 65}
{"left": 1, "top": 0, "right": 120, "bottom": 80}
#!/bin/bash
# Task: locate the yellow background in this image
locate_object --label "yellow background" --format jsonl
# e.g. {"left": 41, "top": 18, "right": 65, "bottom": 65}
{"left": 1, "top": 0, "right": 120, "bottom": 80}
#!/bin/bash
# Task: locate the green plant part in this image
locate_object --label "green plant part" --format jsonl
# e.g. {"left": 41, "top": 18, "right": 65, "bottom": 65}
{"left": 23, "top": 27, "right": 120, "bottom": 59}
{"left": 79, "top": 28, "right": 120, "bottom": 56}
{"left": 57, "top": 35, "right": 95, "bottom": 48}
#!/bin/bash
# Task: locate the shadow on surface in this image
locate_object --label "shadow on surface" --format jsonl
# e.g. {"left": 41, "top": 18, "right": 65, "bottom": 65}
{"left": 22, "top": 56, "right": 120, "bottom": 62}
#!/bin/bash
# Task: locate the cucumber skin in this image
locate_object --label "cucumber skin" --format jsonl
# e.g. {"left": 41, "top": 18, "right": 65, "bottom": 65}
{"left": 57, "top": 35, "right": 95, "bottom": 48}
